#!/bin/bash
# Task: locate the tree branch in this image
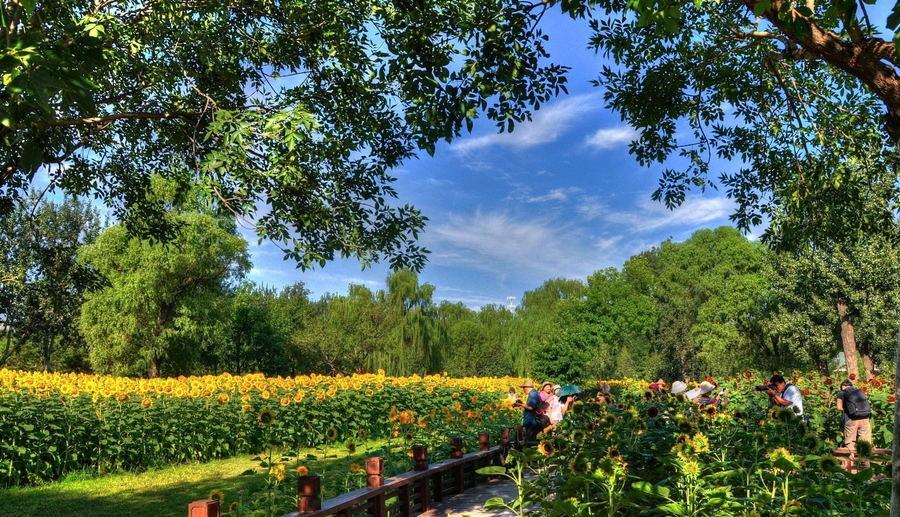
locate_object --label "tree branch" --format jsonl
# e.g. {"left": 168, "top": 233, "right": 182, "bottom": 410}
{"left": 743, "top": 0, "right": 900, "bottom": 140}
{"left": 33, "top": 111, "right": 202, "bottom": 129}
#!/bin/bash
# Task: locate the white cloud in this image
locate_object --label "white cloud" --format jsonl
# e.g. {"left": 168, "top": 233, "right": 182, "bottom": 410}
{"left": 452, "top": 93, "right": 601, "bottom": 153}
{"left": 527, "top": 187, "right": 581, "bottom": 203}
{"left": 426, "top": 210, "right": 614, "bottom": 279}
{"left": 575, "top": 195, "right": 608, "bottom": 220}
{"left": 584, "top": 126, "right": 637, "bottom": 150}
{"left": 605, "top": 195, "right": 734, "bottom": 233}
{"left": 249, "top": 266, "right": 293, "bottom": 279}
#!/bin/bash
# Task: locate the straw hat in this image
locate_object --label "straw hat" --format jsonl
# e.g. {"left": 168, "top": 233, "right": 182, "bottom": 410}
{"left": 698, "top": 381, "right": 717, "bottom": 395}
{"left": 520, "top": 379, "right": 534, "bottom": 388}
{"left": 670, "top": 381, "right": 687, "bottom": 395}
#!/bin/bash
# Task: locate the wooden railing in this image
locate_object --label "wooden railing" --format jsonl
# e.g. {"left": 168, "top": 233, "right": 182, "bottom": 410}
{"left": 833, "top": 446, "right": 891, "bottom": 474}
{"left": 188, "top": 426, "right": 525, "bottom": 517}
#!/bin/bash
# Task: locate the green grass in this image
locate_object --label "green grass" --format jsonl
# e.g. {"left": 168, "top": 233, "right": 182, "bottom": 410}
{"left": 0, "top": 440, "right": 402, "bottom": 517}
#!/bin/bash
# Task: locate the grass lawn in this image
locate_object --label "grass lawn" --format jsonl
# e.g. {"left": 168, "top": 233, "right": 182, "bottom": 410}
{"left": 0, "top": 441, "right": 400, "bottom": 517}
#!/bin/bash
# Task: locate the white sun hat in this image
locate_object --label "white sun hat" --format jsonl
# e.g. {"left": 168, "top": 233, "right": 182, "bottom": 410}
{"left": 698, "top": 381, "right": 717, "bottom": 395}
{"left": 670, "top": 381, "right": 687, "bottom": 395}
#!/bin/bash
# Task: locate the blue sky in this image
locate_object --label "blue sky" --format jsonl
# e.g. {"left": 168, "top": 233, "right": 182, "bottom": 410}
{"left": 246, "top": 12, "right": 749, "bottom": 308}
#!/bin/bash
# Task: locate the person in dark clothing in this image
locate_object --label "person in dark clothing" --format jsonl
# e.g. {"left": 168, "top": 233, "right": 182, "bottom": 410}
{"left": 836, "top": 379, "right": 873, "bottom": 452}
{"left": 519, "top": 379, "right": 549, "bottom": 441}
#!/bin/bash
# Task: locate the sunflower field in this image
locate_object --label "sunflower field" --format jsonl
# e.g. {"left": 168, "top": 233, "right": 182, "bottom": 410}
{"left": 498, "top": 371, "right": 895, "bottom": 516}
{"left": 0, "top": 369, "right": 523, "bottom": 487}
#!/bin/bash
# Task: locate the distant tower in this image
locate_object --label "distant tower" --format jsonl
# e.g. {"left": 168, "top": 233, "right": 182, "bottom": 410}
{"left": 505, "top": 296, "right": 517, "bottom": 311}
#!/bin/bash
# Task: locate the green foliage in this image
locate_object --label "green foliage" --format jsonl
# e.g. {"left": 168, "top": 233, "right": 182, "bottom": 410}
{"left": 0, "top": 0, "right": 568, "bottom": 269}
{"left": 504, "top": 372, "right": 893, "bottom": 516}
{"left": 0, "top": 371, "right": 518, "bottom": 488}
{"left": 557, "top": 0, "right": 900, "bottom": 235}
{"left": 622, "top": 227, "right": 772, "bottom": 378}
{"left": 0, "top": 193, "right": 101, "bottom": 370}
{"left": 78, "top": 208, "right": 249, "bottom": 376}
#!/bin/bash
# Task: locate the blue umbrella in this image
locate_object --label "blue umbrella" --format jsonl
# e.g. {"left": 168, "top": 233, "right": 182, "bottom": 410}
{"left": 557, "top": 385, "right": 582, "bottom": 397}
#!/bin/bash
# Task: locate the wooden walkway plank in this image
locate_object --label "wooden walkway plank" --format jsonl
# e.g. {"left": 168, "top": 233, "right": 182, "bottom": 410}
{"left": 416, "top": 477, "right": 518, "bottom": 517}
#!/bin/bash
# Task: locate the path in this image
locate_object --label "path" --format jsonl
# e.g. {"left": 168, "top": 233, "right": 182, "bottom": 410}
{"left": 417, "top": 477, "right": 518, "bottom": 517}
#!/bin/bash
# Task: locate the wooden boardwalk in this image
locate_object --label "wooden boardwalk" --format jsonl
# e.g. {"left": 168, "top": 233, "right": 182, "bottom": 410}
{"left": 417, "top": 477, "right": 518, "bottom": 517}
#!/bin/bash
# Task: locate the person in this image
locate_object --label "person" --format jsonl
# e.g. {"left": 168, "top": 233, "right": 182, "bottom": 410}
{"left": 692, "top": 381, "right": 719, "bottom": 406}
{"left": 520, "top": 380, "right": 549, "bottom": 441}
{"left": 548, "top": 385, "right": 565, "bottom": 425}
{"left": 764, "top": 374, "right": 804, "bottom": 418}
{"left": 836, "top": 379, "right": 872, "bottom": 452}
{"left": 507, "top": 387, "right": 518, "bottom": 405}
{"left": 537, "top": 382, "right": 554, "bottom": 420}
{"left": 649, "top": 378, "right": 668, "bottom": 392}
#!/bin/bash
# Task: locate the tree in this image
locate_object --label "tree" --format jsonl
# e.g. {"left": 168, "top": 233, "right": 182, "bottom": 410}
{"left": 1, "top": 0, "right": 568, "bottom": 269}
{"left": 507, "top": 278, "right": 585, "bottom": 377}
{"left": 623, "top": 227, "right": 771, "bottom": 377}
{"left": 536, "top": 269, "right": 656, "bottom": 383}
{"left": 557, "top": 1, "right": 899, "bottom": 234}
{"left": 378, "top": 270, "right": 442, "bottom": 375}
{"left": 79, "top": 210, "right": 249, "bottom": 377}
{"left": 226, "top": 284, "right": 290, "bottom": 375}
{"left": 0, "top": 193, "right": 101, "bottom": 370}
{"left": 293, "top": 286, "right": 390, "bottom": 374}
{"left": 771, "top": 237, "right": 900, "bottom": 379}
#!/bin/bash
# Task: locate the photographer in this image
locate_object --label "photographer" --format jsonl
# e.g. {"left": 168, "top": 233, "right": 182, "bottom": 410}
{"left": 835, "top": 379, "right": 872, "bottom": 452}
{"left": 760, "top": 374, "right": 804, "bottom": 418}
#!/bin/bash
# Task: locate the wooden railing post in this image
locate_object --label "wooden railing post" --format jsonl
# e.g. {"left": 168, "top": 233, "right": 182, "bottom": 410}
{"left": 478, "top": 432, "right": 490, "bottom": 452}
{"left": 366, "top": 456, "right": 384, "bottom": 488}
{"left": 412, "top": 445, "right": 429, "bottom": 471}
{"left": 411, "top": 445, "right": 430, "bottom": 512}
{"left": 297, "top": 475, "right": 322, "bottom": 514}
{"left": 500, "top": 427, "right": 511, "bottom": 456}
{"left": 514, "top": 425, "right": 525, "bottom": 450}
{"left": 366, "top": 457, "right": 386, "bottom": 517}
{"left": 449, "top": 436, "right": 463, "bottom": 459}
{"left": 188, "top": 499, "right": 220, "bottom": 517}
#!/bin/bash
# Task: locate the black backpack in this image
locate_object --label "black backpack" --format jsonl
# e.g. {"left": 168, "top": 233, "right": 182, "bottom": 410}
{"left": 843, "top": 387, "right": 872, "bottom": 419}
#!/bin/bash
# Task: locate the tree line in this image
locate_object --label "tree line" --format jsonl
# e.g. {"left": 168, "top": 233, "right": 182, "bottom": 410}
{"left": 2, "top": 188, "right": 896, "bottom": 383}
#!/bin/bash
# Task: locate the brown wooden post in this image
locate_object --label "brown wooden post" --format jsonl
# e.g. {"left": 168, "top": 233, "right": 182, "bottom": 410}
{"left": 366, "top": 456, "right": 384, "bottom": 488}
{"left": 478, "top": 432, "right": 490, "bottom": 452}
{"left": 500, "top": 427, "right": 511, "bottom": 456}
{"left": 366, "top": 456, "right": 387, "bottom": 517}
{"left": 419, "top": 477, "right": 431, "bottom": 512}
{"left": 398, "top": 484, "right": 411, "bottom": 517}
{"left": 449, "top": 436, "right": 463, "bottom": 459}
{"left": 433, "top": 468, "right": 444, "bottom": 503}
{"left": 188, "top": 500, "right": 220, "bottom": 517}
{"left": 297, "top": 475, "right": 322, "bottom": 514}
{"left": 413, "top": 445, "right": 429, "bottom": 471}
{"left": 515, "top": 425, "right": 525, "bottom": 450}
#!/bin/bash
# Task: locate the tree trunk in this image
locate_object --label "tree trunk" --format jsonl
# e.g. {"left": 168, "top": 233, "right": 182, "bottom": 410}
{"left": 836, "top": 298, "right": 859, "bottom": 379}
{"left": 891, "top": 336, "right": 900, "bottom": 516}
{"left": 148, "top": 355, "right": 159, "bottom": 378}
{"left": 42, "top": 336, "right": 51, "bottom": 372}
{"left": 0, "top": 325, "right": 14, "bottom": 367}
{"left": 148, "top": 302, "right": 174, "bottom": 378}
{"left": 862, "top": 349, "right": 876, "bottom": 380}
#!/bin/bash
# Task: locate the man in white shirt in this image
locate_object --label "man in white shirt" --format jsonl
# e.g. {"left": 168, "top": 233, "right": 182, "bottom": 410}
{"left": 764, "top": 374, "right": 804, "bottom": 416}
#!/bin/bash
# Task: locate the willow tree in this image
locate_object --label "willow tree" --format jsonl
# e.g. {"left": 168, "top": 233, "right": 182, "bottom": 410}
{"left": 375, "top": 270, "right": 442, "bottom": 375}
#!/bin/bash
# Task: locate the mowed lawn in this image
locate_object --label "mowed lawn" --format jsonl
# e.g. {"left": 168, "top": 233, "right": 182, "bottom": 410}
{"left": 0, "top": 441, "right": 392, "bottom": 517}
{"left": 1, "top": 455, "right": 267, "bottom": 517}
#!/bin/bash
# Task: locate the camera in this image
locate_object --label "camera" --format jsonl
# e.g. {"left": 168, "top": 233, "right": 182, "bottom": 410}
{"left": 754, "top": 384, "right": 776, "bottom": 392}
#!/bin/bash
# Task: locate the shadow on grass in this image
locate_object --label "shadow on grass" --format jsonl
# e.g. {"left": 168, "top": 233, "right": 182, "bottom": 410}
{"left": 1, "top": 460, "right": 268, "bottom": 517}
{"left": 0, "top": 441, "right": 418, "bottom": 517}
